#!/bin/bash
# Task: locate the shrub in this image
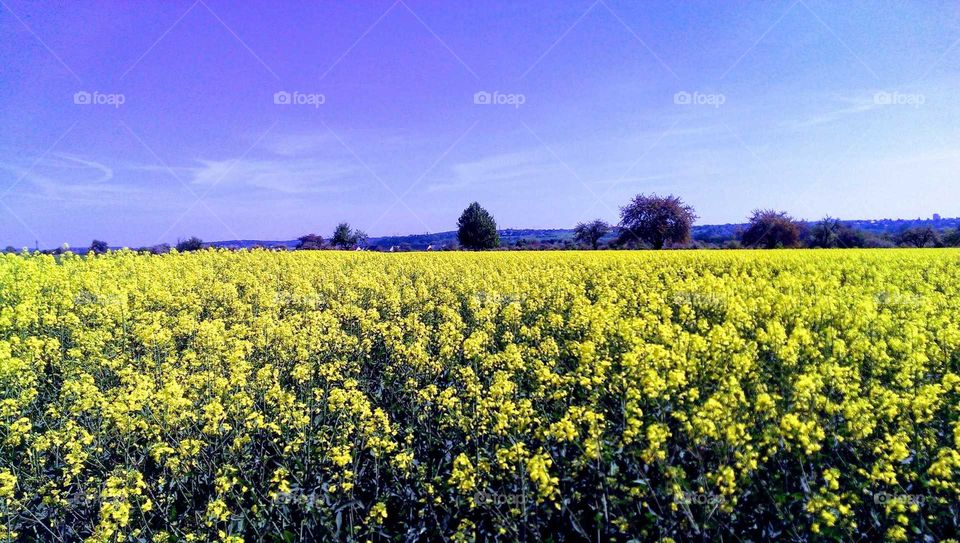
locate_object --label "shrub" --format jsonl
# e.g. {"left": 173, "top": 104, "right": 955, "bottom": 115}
{"left": 175, "top": 237, "right": 204, "bottom": 252}
{"left": 88, "top": 240, "right": 109, "bottom": 255}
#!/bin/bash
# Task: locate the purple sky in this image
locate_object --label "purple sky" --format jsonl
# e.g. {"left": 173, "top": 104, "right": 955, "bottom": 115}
{"left": 1, "top": 1, "right": 959, "bottom": 248}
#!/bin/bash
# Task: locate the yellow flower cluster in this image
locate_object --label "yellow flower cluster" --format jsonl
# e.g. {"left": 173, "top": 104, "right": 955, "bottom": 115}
{"left": 1, "top": 248, "right": 959, "bottom": 541}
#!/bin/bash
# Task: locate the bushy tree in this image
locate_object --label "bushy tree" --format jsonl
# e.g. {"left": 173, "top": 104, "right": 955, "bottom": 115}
{"left": 331, "top": 223, "right": 366, "bottom": 249}
{"left": 175, "top": 237, "right": 204, "bottom": 252}
{"left": 943, "top": 228, "right": 960, "bottom": 247}
{"left": 898, "top": 227, "right": 939, "bottom": 248}
{"left": 89, "top": 239, "right": 109, "bottom": 254}
{"left": 808, "top": 217, "right": 865, "bottom": 248}
{"left": 617, "top": 194, "right": 697, "bottom": 249}
{"left": 741, "top": 210, "right": 802, "bottom": 249}
{"left": 457, "top": 202, "right": 500, "bottom": 250}
{"left": 331, "top": 223, "right": 352, "bottom": 249}
{"left": 354, "top": 230, "right": 369, "bottom": 248}
{"left": 573, "top": 220, "right": 610, "bottom": 249}
{"left": 297, "top": 233, "right": 324, "bottom": 250}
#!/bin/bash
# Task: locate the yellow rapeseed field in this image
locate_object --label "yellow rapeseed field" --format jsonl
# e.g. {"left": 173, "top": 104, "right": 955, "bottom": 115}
{"left": 1, "top": 249, "right": 959, "bottom": 541}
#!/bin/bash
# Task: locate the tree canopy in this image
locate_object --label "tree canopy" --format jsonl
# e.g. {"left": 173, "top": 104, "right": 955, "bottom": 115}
{"left": 573, "top": 220, "right": 610, "bottom": 249}
{"left": 457, "top": 202, "right": 500, "bottom": 250}
{"left": 741, "top": 210, "right": 802, "bottom": 249}
{"left": 618, "top": 194, "right": 697, "bottom": 249}
{"left": 297, "top": 234, "right": 324, "bottom": 250}
{"left": 89, "top": 240, "right": 109, "bottom": 254}
{"left": 331, "top": 223, "right": 367, "bottom": 249}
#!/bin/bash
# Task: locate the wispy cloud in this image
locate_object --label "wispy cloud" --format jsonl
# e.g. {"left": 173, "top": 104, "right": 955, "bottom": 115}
{"left": 877, "top": 148, "right": 960, "bottom": 167}
{"left": 259, "top": 132, "right": 338, "bottom": 157}
{"left": 782, "top": 93, "right": 882, "bottom": 129}
{"left": 0, "top": 153, "right": 130, "bottom": 202}
{"left": 594, "top": 170, "right": 719, "bottom": 186}
{"left": 127, "top": 130, "right": 370, "bottom": 195}
{"left": 47, "top": 153, "right": 115, "bottom": 182}
{"left": 427, "top": 150, "right": 567, "bottom": 192}
{"left": 188, "top": 158, "right": 362, "bottom": 194}
{"left": 2, "top": 151, "right": 363, "bottom": 203}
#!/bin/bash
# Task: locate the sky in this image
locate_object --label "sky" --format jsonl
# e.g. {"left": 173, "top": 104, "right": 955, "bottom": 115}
{"left": 1, "top": 0, "right": 959, "bottom": 248}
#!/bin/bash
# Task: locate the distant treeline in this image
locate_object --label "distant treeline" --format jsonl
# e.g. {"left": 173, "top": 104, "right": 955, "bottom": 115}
{"left": 8, "top": 195, "right": 958, "bottom": 254}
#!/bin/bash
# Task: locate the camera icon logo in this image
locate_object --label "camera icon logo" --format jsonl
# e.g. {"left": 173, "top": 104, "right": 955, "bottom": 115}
{"left": 874, "top": 91, "right": 892, "bottom": 105}
{"left": 274, "top": 91, "right": 292, "bottom": 105}
{"left": 74, "top": 91, "right": 92, "bottom": 105}
{"left": 474, "top": 91, "right": 492, "bottom": 105}
{"left": 674, "top": 91, "right": 691, "bottom": 105}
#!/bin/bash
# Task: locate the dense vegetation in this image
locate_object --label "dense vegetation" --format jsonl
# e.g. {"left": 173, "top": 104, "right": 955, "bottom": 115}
{"left": 2, "top": 249, "right": 959, "bottom": 541}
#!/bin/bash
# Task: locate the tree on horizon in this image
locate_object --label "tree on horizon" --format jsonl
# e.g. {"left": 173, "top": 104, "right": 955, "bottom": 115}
{"left": 809, "top": 217, "right": 866, "bottom": 248}
{"left": 89, "top": 239, "right": 109, "bottom": 254}
{"left": 898, "top": 226, "right": 939, "bottom": 248}
{"left": 331, "top": 223, "right": 367, "bottom": 249}
{"left": 175, "top": 237, "right": 204, "bottom": 252}
{"left": 297, "top": 233, "right": 324, "bottom": 250}
{"left": 573, "top": 220, "right": 610, "bottom": 249}
{"left": 741, "top": 210, "right": 802, "bottom": 249}
{"left": 617, "top": 194, "right": 697, "bottom": 249}
{"left": 457, "top": 202, "right": 500, "bottom": 250}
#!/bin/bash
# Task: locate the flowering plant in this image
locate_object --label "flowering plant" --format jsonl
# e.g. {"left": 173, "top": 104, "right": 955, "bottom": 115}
{"left": 1, "top": 249, "right": 958, "bottom": 541}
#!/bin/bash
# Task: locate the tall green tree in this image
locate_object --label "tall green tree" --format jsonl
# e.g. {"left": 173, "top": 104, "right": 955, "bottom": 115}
{"left": 331, "top": 223, "right": 362, "bottom": 249}
{"left": 457, "top": 202, "right": 500, "bottom": 250}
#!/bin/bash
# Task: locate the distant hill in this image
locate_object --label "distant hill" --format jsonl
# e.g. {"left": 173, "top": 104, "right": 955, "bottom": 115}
{"left": 691, "top": 217, "right": 960, "bottom": 245}
{"left": 208, "top": 239, "right": 301, "bottom": 250}
{"left": 209, "top": 229, "right": 577, "bottom": 251}
{"left": 207, "top": 217, "right": 959, "bottom": 251}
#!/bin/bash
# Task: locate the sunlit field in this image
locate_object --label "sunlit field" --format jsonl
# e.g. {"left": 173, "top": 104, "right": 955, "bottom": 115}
{"left": 2, "top": 250, "right": 959, "bottom": 541}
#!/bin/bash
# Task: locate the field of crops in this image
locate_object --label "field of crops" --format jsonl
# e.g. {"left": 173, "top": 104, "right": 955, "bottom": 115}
{"left": 1, "top": 249, "right": 959, "bottom": 541}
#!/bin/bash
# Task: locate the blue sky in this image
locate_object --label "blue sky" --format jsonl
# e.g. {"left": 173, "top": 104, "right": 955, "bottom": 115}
{"left": 1, "top": 0, "right": 959, "bottom": 248}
